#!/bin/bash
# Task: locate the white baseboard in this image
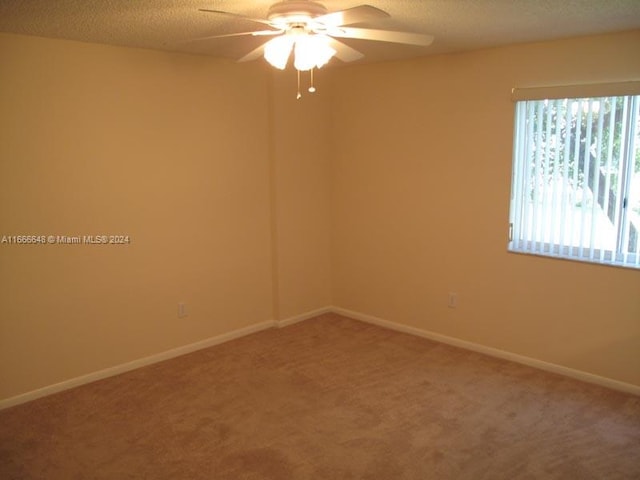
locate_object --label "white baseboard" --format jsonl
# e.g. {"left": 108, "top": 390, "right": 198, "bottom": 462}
{"left": 3, "top": 305, "right": 638, "bottom": 410}
{"left": 0, "top": 306, "right": 334, "bottom": 410}
{"left": 331, "top": 306, "right": 640, "bottom": 396}
{"left": 0, "top": 319, "right": 276, "bottom": 410}
{"left": 276, "top": 306, "right": 333, "bottom": 328}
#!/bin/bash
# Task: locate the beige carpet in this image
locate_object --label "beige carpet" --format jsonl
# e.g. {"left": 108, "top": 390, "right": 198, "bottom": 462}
{"left": 1, "top": 313, "right": 639, "bottom": 479}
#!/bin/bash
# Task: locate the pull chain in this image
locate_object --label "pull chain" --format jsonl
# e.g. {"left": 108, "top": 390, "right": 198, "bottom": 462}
{"left": 309, "top": 68, "right": 316, "bottom": 93}
{"left": 296, "top": 70, "right": 302, "bottom": 100}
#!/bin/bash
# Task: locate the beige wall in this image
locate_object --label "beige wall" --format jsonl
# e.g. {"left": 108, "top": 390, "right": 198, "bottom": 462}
{"left": 329, "top": 30, "right": 640, "bottom": 386}
{"left": 1, "top": 29, "right": 639, "bottom": 401}
{"left": 0, "top": 34, "right": 276, "bottom": 399}
{"left": 270, "top": 70, "right": 332, "bottom": 320}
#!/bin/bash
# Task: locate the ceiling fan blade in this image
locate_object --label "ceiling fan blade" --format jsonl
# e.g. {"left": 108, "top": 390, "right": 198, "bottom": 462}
{"left": 330, "top": 27, "right": 434, "bottom": 47}
{"left": 253, "top": 30, "right": 284, "bottom": 36}
{"left": 199, "top": 9, "right": 274, "bottom": 27}
{"left": 238, "top": 43, "right": 267, "bottom": 63}
{"left": 327, "top": 38, "right": 364, "bottom": 63}
{"left": 185, "top": 30, "right": 282, "bottom": 43}
{"left": 314, "top": 5, "right": 389, "bottom": 27}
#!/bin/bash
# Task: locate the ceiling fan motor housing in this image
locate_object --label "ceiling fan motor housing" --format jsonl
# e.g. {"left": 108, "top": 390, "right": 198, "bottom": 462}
{"left": 267, "top": 1, "right": 328, "bottom": 25}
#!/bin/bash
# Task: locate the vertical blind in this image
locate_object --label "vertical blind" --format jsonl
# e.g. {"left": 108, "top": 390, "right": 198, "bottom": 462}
{"left": 509, "top": 90, "right": 640, "bottom": 269}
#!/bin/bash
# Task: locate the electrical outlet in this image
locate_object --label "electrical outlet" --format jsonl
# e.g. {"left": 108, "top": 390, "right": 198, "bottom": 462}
{"left": 448, "top": 292, "right": 458, "bottom": 308}
{"left": 178, "top": 302, "right": 188, "bottom": 318}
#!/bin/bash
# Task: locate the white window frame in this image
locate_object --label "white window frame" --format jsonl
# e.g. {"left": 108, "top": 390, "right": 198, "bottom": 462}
{"left": 508, "top": 82, "right": 640, "bottom": 269}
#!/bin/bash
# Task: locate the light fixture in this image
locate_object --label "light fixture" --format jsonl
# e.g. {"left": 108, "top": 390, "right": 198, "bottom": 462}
{"left": 293, "top": 34, "right": 335, "bottom": 71}
{"left": 264, "top": 35, "right": 295, "bottom": 70}
{"left": 262, "top": 29, "right": 336, "bottom": 98}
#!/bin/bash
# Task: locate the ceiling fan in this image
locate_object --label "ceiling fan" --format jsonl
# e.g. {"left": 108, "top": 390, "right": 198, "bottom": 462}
{"left": 195, "top": 1, "right": 434, "bottom": 97}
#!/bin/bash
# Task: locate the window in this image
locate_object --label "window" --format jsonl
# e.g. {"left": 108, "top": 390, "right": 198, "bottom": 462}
{"left": 509, "top": 85, "right": 640, "bottom": 269}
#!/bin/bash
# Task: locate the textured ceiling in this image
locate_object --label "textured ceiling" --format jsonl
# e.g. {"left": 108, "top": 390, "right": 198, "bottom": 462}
{"left": 0, "top": 0, "right": 639, "bottom": 66}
